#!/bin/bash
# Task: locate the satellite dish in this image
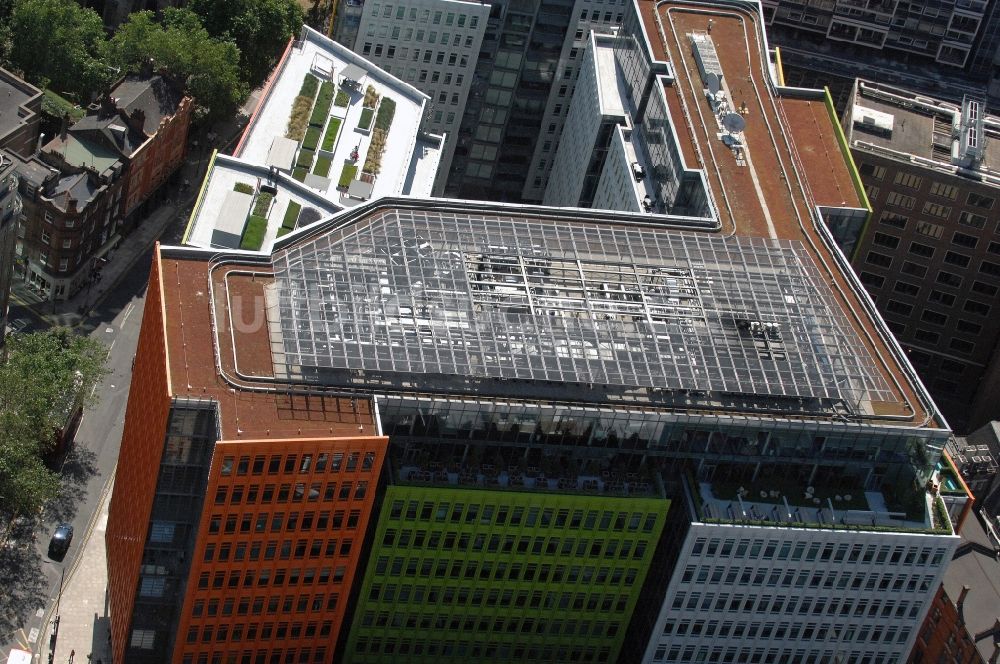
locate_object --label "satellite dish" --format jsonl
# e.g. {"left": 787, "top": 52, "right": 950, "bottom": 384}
{"left": 723, "top": 112, "right": 746, "bottom": 133}
{"left": 706, "top": 73, "right": 721, "bottom": 96}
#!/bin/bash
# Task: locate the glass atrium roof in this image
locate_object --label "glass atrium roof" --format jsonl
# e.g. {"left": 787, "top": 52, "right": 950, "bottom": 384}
{"left": 269, "top": 209, "right": 895, "bottom": 406}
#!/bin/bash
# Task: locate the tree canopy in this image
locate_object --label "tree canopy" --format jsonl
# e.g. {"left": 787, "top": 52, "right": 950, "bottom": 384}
{"left": 189, "top": 0, "right": 304, "bottom": 89}
{"left": 108, "top": 8, "right": 248, "bottom": 123}
{"left": 8, "top": 0, "right": 112, "bottom": 100}
{"left": 0, "top": 329, "right": 107, "bottom": 520}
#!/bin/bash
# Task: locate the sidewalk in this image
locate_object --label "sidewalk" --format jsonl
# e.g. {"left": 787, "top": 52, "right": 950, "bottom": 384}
{"left": 39, "top": 477, "right": 114, "bottom": 664}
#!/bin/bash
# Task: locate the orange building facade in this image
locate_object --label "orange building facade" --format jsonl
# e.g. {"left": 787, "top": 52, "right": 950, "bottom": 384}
{"left": 107, "top": 249, "right": 386, "bottom": 664}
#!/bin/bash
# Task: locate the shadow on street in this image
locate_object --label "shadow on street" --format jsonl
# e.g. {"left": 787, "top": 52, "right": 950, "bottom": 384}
{"left": 44, "top": 447, "right": 98, "bottom": 526}
{"left": 0, "top": 520, "right": 46, "bottom": 636}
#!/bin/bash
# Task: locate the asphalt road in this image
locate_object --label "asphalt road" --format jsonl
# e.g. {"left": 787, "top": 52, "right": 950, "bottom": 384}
{"left": 0, "top": 245, "right": 154, "bottom": 658}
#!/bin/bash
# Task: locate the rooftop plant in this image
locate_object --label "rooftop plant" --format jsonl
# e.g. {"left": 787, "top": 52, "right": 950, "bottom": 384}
{"left": 233, "top": 182, "right": 254, "bottom": 195}
{"left": 281, "top": 200, "right": 302, "bottom": 231}
{"left": 321, "top": 118, "right": 342, "bottom": 151}
{"left": 252, "top": 192, "right": 273, "bottom": 218}
{"left": 335, "top": 90, "right": 350, "bottom": 107}
{"left": 286, "top": 73, "right": 321, "bottom": 141}
{"left": 358, "top": 107, "right": 374, "bottom": 130}
{"left": 363, "top": 84, "right": 380, "bottom": 108}
{"left": 302, "top": 125, "right": 321, "bottom": 151}
{"left": 313, "top": 154, "right": 332, "bottom": 177}
{"left": 296, "top": 147, "right": 315, "bottom": 170}
{"left": 240, "top": 215, "right": 267, "bottom": 250}
{"left": 363, "top": 128, "right": 387, "bottom": 174}
{"left": 338, "top": 162, "right": 358, "bottom": 189}
{"left": 309, "top": 81, "right": 335, "bottom": 127}
{"left": 292, "top": 167, "right": 307, "bottom": 182}
{"left": 374, "top": 97, "right": 396, "bottom": 132}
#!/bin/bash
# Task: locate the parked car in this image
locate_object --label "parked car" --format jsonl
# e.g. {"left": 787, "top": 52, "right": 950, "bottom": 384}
{"left": 47, "top": 524, "right": 73, "bottom": 560}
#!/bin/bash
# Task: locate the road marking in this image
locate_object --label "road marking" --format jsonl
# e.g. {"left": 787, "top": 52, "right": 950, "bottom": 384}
{"left": 27, "top": 628, "right": 38, "bottom": 644}
{"left": 121, "top": 302, "right": 136, "bottom": 324}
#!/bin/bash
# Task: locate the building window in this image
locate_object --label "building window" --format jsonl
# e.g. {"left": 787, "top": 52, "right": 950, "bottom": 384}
{"left": 893, "top": 280, "right": 919, "bottom": 296}
{"left": 859, "top": 271, "right": 884, "bottom": 288}
{"left": 915, "top": 221, "right": 943, "bottom": 238}
{"left": 885, "top": 192, "right": 915, "bottom": 209}
{"left": 971, "top": 280, "right": 998, "bottom": 296}
{"left": 901, "top": 261, "right": 927, "bottom": 278}
{"left": 872, "top": 232, "right": 899, "bottom": 249}
{"left": 943, "top": 251, "right": 970, "bottom": 267}
{"left": 879, "top": 211, "right": 906, "bottom": 228}
{"left": 963, "top": 300, "right": 990, "bottom": 316}
{"left": 893, "top": 172, "right": 922, "bottom": 189}
{"left": 949, "top": 338, "right": 975, "bottom": 354}
{"left": 130, "top": 630, "right": 155, "bottom": 649}
{"left": 979, "top": 260, "right": 1000, "bottom": 277}
{"left": 41, "top": 229, "right": 50, "bottom": 245}
{"left": 928, "top": 181, "right": 958, "bottom": 200}
{"left": 913, "top": 329, "right": 939, "bottom": 344}
{"left": 921, "top": 310, "right": 948, "bottom": 326}
{"left": 952, "top": 232, "right": 978, "bottom": 248}
{"left": 958, "top": 210, "right": 987, "bottom": 228}
{"left": 927, "top": 290, "right": 955, "bottom": 306}
{"left": 885, "top": 300, "right": 912, "bottom": 316}
{"left": 967, "top": 192, "right": 994, "bottom": 209}
{"left": 921, "top": 201, "right": 951, "bottom": 220}
{"left": 909, "top": 242, "right": 934, "bottom": 258}
{"left": 936, "top": 271, "right": 962, "bottom": 288}
{"left": 866, "top": 251, "right": 892, "bottom": 268}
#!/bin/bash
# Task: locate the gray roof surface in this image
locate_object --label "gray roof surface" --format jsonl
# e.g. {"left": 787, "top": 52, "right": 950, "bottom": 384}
{"left": 270, "top": 209, "right": 895, "bottom": 408}
{"left": 0, "top": 71, "right": 39, "bottom": 139}
{"left": 112, "top": 75, "right": 183, "bottom": 135}
{"left": 341, "top": 63, "right": 366, "bottom": 83}
{"left": 266, "top": 137, "right": 298, "bottom": 171}
{"left": 216, "top": 190, "right": 254, "bottom": 238}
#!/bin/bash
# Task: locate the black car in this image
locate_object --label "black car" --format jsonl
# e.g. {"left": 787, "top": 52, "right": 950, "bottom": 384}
{"left": 48, "top": 524, "right": 73, "bottom": 560}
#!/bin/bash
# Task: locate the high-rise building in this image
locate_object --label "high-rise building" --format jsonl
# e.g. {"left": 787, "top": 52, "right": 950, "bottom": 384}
{"left": 110, "top": 1, "right": 963, "bottom": 663}
{"left": 844, "top": 78, "right": 1000, "bottom": 433}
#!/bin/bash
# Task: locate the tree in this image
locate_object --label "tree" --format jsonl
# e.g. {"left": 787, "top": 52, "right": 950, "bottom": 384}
{"left": 0, "top": 329, "right": 107, "bottom": 521}
{"left": 189, "top": 0, "right": 304, "bottom": 88}
{"left": 7, "top": 0, "right": 111, "bottom": 101}
{"left": 108, "top": 8, "right": 248, "bottom": 123}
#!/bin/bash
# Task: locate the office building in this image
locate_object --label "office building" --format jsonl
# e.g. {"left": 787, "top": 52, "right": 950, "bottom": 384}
{"left": 844, "top": 79, "right": 1000, "bottom": 434}
{"left": 947, "top": 422, "right": 1000, "bottom": 519}
{"left": 109, "top": 1, "right": 962, "bottom": 663}
{"left": 0, "top": 68, "right": 41, "bottom": 335}
{"left": 908, "top": 512, "right": 1000, "bottom": 664}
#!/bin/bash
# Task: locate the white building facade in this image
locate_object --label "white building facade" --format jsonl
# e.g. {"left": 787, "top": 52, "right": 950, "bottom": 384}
{"left": 354, "top": 0, "right": 489, "bottom": 193}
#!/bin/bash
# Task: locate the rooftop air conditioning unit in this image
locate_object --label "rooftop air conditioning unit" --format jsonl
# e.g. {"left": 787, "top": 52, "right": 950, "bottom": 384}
{"left": 632, "top": 162, "right": 645, "bottom": 181}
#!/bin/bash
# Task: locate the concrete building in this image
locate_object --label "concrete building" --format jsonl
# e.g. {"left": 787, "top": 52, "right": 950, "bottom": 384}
{"left": 12, "top": 75, "right": 191, "bottom": 302}
{"left": 948, "top": 422, "right": 1000, "bottom": 519}
{"left": 353, "top": 0, "right": 489, "bottom": 192}
{"left": 108, "top": 1, "right": 962, "bottom": 663}
{"left": 844, "top": 79, "right": 1000, "bottom": 434}
{"left": 0, "top": 68, "right": 40, "bottom": 335}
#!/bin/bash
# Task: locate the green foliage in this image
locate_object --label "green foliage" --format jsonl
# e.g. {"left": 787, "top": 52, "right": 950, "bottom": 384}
{"left": 188, "top": 0, "right": 304, "bottom": 89}
{"left": 252, "top": 191, "right": 273, "bottom": 217}
{"left": 321, "top": 117, "right": 341, "bottom": 151}
{"left": 374, "top": 97, "right": 395, "bottom": 132}
{"left": 240, "top": 214, "right": 268, "bottom": 250}
{"left": 0, "top": 329, "right": 108, "bottom": 519}
{"left": 309, "top": 81, "right": 334, "bottom": 126}
{"left": 302, "top": 125, "right": 321, "bottom": 150}
{"left": 286, "top": 95, "right": 313, "bottom": 140}
{"left": 358, "top": 107, "right": 374, "bottom": 130}
{"left": 41, "top": 89, "right": 84, "bottom": 122}
{"left": 276, "top": 225, "right": 291, "bottom": 238}
{"left": 233, "top": 182, "right": 254, "bottom": 194}
{"left": 292, "top": 166, "right": 307, "bottom": 181}
{"left": 312, "top": 154, "right": 332, "bottom": 177}
{"left": 108, "top": 9, "right": 247, "bottom": 123}
{"left": 338, "top": 162, "right": 358, "bottom": 188}
{"left": 296, "top": 147, "right": 314, "bottom": 169}
{"left": 364, "top": 128, "right": 386, "bottom": 174}
{"left": 9, "top": 0, "right": 111, "bottom": 100}
{"left": 299, "top": 73, "right": 319, "bottom": 99}
{"left": 334, "top": 89, "right": 349, "bottom": 108}
{"left": 281, "top": 200, "right": 301, "bottom": 230}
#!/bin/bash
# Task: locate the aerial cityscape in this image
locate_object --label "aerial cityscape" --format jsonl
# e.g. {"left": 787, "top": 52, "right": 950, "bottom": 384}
{"left": 0, "top": 0, "right": 999, "bottom": 663}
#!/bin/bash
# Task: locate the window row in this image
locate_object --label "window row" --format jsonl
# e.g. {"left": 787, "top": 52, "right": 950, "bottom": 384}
{"left": 366, "top": 582, "right": 631, "bottom": 613}
{"left": 671, "top": 587, "right": 923, "bottom": 619}
{"left": 195, "top": 565, "right": 347, "bottom": 591}
{"left": 213, "top": 481, "right": 367, "bottom": 505}
{"left": 381, "top": 529, "right": 649, "bottom": 561}
{"left": 192, "top": 592, "right": 339, "bottom": 618}
{"left": 202, "top": 538, "right": 356, "bottom": 566}
{"left": 680, "top": 563, "right": 934, "bottom": 592}
{"left": 368, "top": 4, "right": 479, "bottom": 29}
{"left": 185, "top": 621, "right": 333, "bottom": 646}
{"left": 387, "top": 500, "right": 659, "bottom": 533}
{"left": 353, "top": 637, "right": 611, "bottom": 663}
{"left": 180, "top": 646, "right": 327, "bottom": 664}
{"left": 689, "top": 537, "right": 947, "bottom": 566}
{"left": 372, "top": 555, "right": 642, "bottom": 586}
{"left": 219, "top": 451, "right": 375, "bottom": 477}
{"left": 662, "top": 615, "right": 911, "bottom": 645}
{"left": 358, "top": 610, "right": 621, "bottom": 640}
{"left": 208, "top": 509, "right": 362, "bottom": 535}
{"left": 654, "top": 637, "right": 898, "bottom": 664}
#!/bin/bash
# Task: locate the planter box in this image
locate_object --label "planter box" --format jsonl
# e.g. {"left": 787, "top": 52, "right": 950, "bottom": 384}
{"left": 356, "top": 106, "right": 375, "bottom": 132}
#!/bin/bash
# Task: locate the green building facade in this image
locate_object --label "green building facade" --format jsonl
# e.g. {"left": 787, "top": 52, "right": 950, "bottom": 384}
{"left": 344, "top": 484, "right": 670, "bottom": 663}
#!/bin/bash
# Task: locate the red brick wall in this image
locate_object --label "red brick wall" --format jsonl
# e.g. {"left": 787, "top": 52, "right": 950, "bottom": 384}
{"left": 908, "top": 585, "right": 983, "bottom": 664}
{"left": 125, "top": 96, "right": 193, "bottom": 215}
{"left": 106, "top": 251, "right": 173, "bottom": 664}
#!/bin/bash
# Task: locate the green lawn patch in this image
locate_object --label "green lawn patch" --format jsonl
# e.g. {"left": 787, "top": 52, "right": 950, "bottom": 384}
{"left": 302, "top": 125, "right": 321, "bottom": 150}
{"left": 321, "top": 118, "right": 342, "bottom": 151}
{"left": 335, "top": 90, "right": 350, "bottom": 107}
{"left": 338, "top": 163, "right": 358, "bottom": 188}
{"left": 286, "top": 74, "right": 320, "bottom": 140}
{"left": 358, "top": 107, "right": 374, "bottom": 130}
{"left": 296, "top": 148, "right": 315, "bottom": 169}
{"left": 42, "top": 89, "right": 85, "bottom": 122}
{"left": 240, "top": 215, "right": 268, "bottom": 250}
{"left": 313, "top": 155, "right": 332, "bottom": 177}
{"left": 281, "top": 200, "right": 302, "bottom": 230}
{"left": 277, "top": 226, "right": 292, "bottom": 238}
{"left": 292, "top": 167, "right": 307, "bottom": 181}
{"left": 374, "top": 97, "right": 396, "bottom": 131}
{"left": 233, "top": 182, "right": 254, "bottom": 194}
{"left": 309, "top": 81, "right": 335, "bottom": 127}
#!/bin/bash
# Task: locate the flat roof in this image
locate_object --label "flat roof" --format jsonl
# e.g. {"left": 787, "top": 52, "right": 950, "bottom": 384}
{"left": 638, "top": 0, "right": 934, "bottom": 426}
{"left": 156, "top": 247, "right": 379, "bottom": 440}
{"left": 0, "top": 68, "right": 40, "bottom": 140}
{"left": 235, "top": 26, "right": 437, "bottom": 203}
{"left": 943, "top": 512, "right": 1000, "bottom": 661}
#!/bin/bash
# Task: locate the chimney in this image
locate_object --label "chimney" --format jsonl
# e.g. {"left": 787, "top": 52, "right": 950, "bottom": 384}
{"left": 140, "top": 57, "right": 154, "bottom": 78}
{"left": 129, "top": 108, "right": 146, "bottom": 133}
{"left": 59, "top": 112, "right": 69, "bottom": 141}
{"left": 98, "top": 94, "right": 116, "bottom": 119}
{"left": 66, "top": 197, "right": 77, "bottom": 214}
{"left": 959, "top": 585, "right": 971, "bottom": 609}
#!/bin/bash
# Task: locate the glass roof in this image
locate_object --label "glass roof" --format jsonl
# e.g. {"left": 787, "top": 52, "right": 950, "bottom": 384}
{"left": 269, "top": 208, "right": 895, "bottom": 406}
